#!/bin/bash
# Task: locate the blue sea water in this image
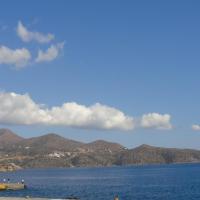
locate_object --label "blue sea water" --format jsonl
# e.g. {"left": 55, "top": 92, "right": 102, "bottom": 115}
{"left": 0, "top": 164, "right": 200, "bottom": 200}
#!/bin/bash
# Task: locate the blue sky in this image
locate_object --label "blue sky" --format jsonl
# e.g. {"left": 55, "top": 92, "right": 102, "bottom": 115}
{"left": 0, "top": 0, "right": 200, "bottom": 149}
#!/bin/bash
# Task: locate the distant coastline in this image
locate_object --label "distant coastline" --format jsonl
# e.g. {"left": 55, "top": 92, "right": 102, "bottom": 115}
{"left": 0, "top": 128, "right": 200, "bottom": 172}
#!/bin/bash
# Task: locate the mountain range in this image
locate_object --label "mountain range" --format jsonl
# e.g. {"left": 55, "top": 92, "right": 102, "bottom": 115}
{"left": 0, "top": 128, "right": 200, "bottom": 171}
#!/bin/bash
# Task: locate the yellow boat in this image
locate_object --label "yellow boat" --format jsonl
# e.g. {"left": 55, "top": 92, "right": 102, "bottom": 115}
{"left": 0, "top": 183, "right": 26, "bottom": 190}
{"left": 0, "top": 183, "right": 7, "bottom": 190}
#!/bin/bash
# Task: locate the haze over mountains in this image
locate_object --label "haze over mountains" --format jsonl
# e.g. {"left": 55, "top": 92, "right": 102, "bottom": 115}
{"left": 0, "top": 128, "right": 200, "bottom": 171}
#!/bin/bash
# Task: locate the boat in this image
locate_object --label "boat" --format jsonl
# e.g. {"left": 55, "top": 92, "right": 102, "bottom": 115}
{"left": 0, "top": 183, "right": 26, "bottom": 190}
{"left": 0, "top": 184, "right": 7, "bottom": 190}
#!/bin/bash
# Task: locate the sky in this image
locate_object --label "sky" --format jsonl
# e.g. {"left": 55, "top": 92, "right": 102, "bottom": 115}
{"left": 0, "top": 0, "right": 200, "bottom": 149}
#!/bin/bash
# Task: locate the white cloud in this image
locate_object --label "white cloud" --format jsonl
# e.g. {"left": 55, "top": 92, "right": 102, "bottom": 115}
{"left": 0, "top": 92, "right": 173, "bottom": 131}
{"left": 192, "top": 124, "right": 200, "bottom": 131}
{"left": 17, "top": 21, "right": 54, "bottom": 43}
{"left": 141, "top": 113, "right": 172, "bottom": 130}
{"left": 0, "top": 45, "right": 31, "bottom": 68}
{"left": 0, "top": 92, "right": 134, "bottom": 131}
{"left": 35, "top": 43, "right": 64, "bottom": 63}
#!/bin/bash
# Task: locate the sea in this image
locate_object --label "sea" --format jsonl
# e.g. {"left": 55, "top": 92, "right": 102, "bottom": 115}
{"left": 0, "top": 163, "right": 200, "bottom": 200}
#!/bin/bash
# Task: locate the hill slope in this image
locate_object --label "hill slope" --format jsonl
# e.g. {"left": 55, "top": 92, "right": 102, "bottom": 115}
{"left": 0, "top": 129, "right": 24, "bottom": 147}
{"left": 16, "top": 133, "right": 84, "bottom": 154}
{"left": 116, "top": 144, "right": 200, "bottom": 165}
{"left": 0, "top": 128, "right": 200, "bottom": 169}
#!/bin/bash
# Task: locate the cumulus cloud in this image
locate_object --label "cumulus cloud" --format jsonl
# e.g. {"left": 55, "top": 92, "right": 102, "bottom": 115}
{"left": 0, "top": 92, "right": 134, "bottom": 131}
{"left": 17, "top": 21, "right": 54, "bottom": 43}
{"left": 0, "top": 45, "right": 31, "bottom": 68}
{"left": 192, "top": 124, "right": 200, "bottom": 131}
{"left": 0, "top": 92, "right": 173, "bottom": 131}
{"left": 141, "top": 113, "right": 172, "bottom": 130}
{"left": 35, "top": 42, "right": 64, "bottom": 63}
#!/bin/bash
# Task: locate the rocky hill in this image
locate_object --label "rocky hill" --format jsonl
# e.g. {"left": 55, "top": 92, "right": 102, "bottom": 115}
{"left": 0, "top": 129, "right": 23, "bottom": 147}
{"left": 14, "top": 133, "right": 84, "bottom": 155}
{"left": 0, "top": 128, "right": 200, "bottom": 170}
{"left": 116, "top": 144, "right": 200, "bottom": 165}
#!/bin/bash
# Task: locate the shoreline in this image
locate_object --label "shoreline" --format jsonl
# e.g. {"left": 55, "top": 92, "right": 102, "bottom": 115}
{"left": 0, "top": 162, "right": 200, "bottom": 172}
{"left": 1, "top": 161, "right": 200, "bottom": 173}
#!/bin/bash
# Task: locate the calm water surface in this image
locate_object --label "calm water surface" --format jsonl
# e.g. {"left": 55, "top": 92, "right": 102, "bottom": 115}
{"left": 0, "top": 164, "right": 200, "bottom": 200}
